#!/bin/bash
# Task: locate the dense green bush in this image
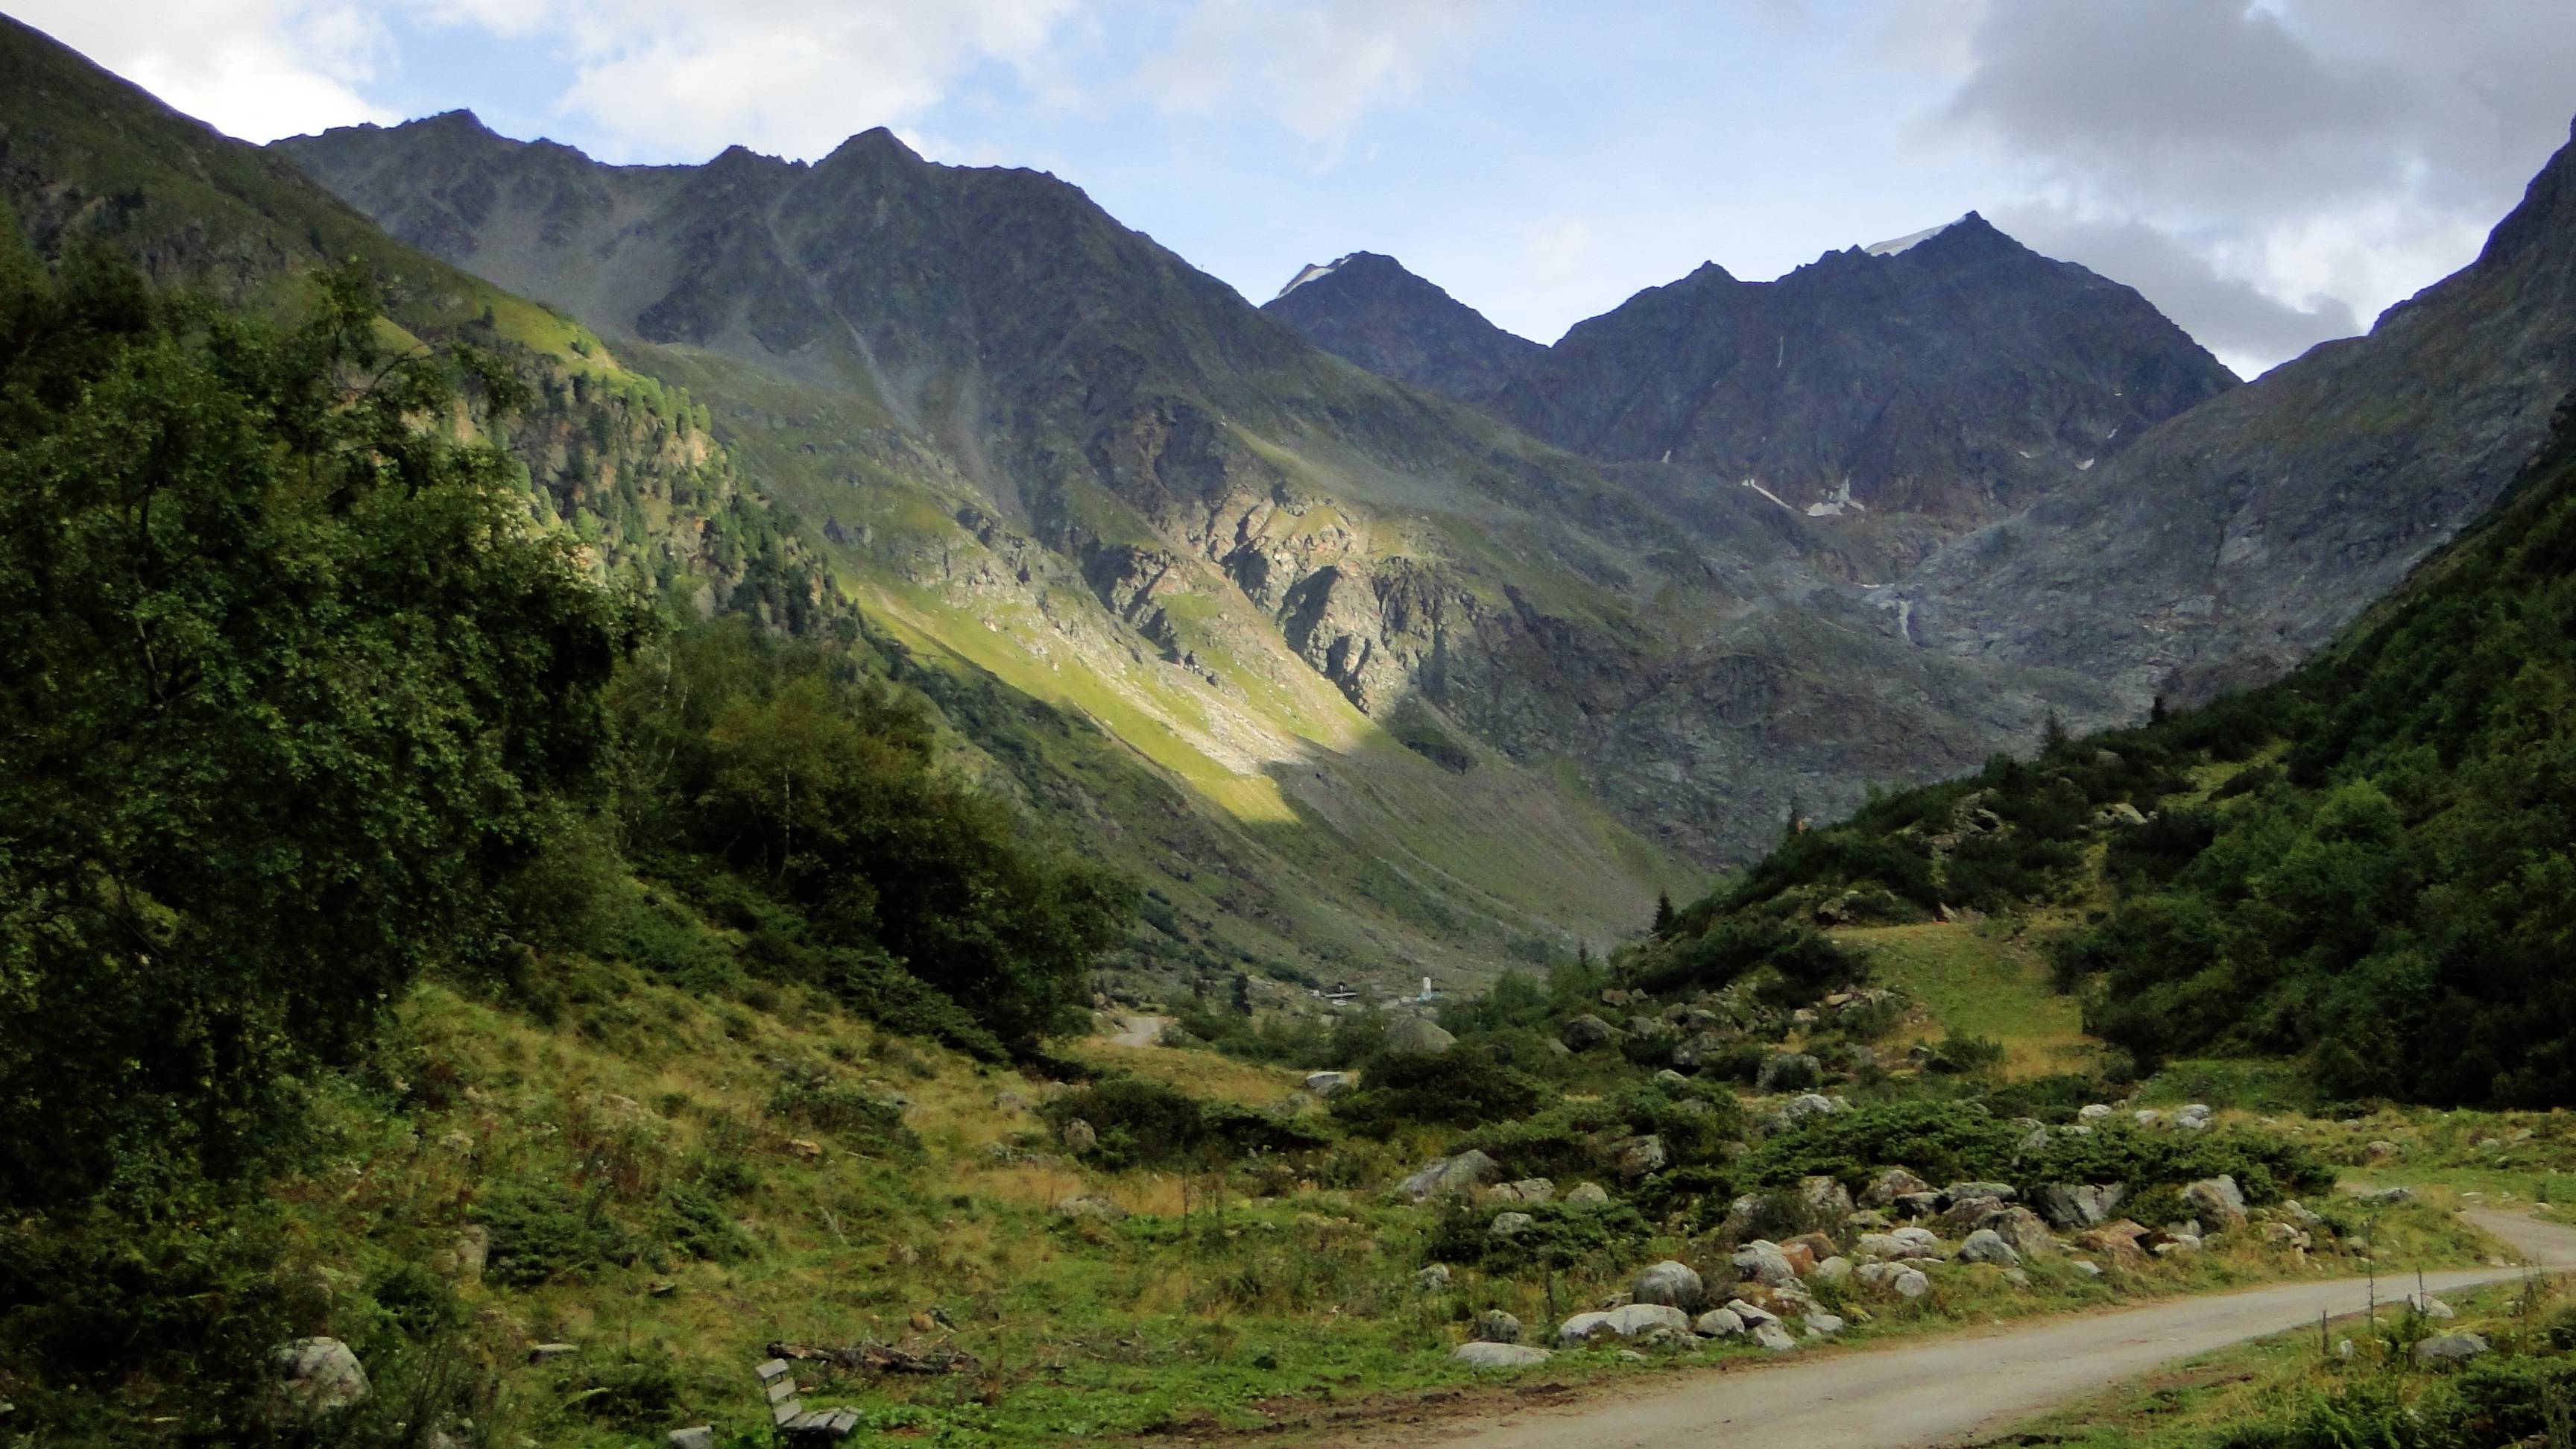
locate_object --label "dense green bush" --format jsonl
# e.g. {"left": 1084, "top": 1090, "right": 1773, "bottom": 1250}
{"left": 1329, "top": 1047, "right": 1544, "bottom": 1134}
{"left": 470, "top": 1184, "right": 640, "bottom": 1287}
{"left": 1043, "top": 1076, "right": 1329, "bottom": 1169}
{"left": 1425, "top": 1199, "right": 1654, "bottom": 1274}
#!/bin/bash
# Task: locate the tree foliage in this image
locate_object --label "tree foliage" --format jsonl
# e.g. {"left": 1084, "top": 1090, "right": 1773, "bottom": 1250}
{"left": 0, "top": 239, "right": 641, "bottom": 1206}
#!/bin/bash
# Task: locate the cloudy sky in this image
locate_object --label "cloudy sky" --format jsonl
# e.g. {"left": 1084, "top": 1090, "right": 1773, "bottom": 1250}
{"left": 22, "top": 0, "right": 2576, "bottom": 376}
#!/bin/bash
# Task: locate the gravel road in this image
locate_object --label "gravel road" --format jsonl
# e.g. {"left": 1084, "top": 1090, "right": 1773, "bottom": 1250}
{"left": 1348, "top": 1208, "right": 2576, "bottom": 1449}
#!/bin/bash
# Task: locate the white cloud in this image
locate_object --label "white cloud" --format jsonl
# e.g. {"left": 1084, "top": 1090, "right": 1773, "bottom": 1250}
{"left": 1136, "top": 0, "right": 1487, "bottom": 154}
{"left": 1903, "top": 0, "right": 2576, "bottom": 371}
{"left": 13, "top": 0, "right": 394, "bottom": 142}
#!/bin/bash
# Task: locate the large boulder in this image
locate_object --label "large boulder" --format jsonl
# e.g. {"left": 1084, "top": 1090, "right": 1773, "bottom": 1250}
{"left": 2077, "top": 1219, "right": 2151, "bottom": 1263}
{"left": 1752, "top": 1320, "right": 1799, "bottom": 1351}
{"left": 1453, "top": 1342, "right": 1553, "bottom": 1369}
{"left": 2416, "top": 1333, "right": 2491, "bottom": 1366}
{"left": 1473, "top": 1310, "right": 1524, "bottom": 1344}
{"left": 1563, "top": 1181, "right": 1611, "bottom": 1210}
{"left": 1400, "top": 1150, "right": 1502, "bottom": 1202}
{"left": 1608, "top": 1303, "right": 1692, "bottom": 1339}
{"left": 1860, "top": 1167, "right": 1932, "bottom": 1208}
{"left": 1797, "top": 1175, "right": 1854, "bottom": 1221}
{"left": 1490, "top": 1212, "right": 1537, "bottom": 1238}
{"left": 1958, "top": 1229, "right": 2021, "bottom": 1266}
{"left": 1758, "top": 1052, "right": 1824, "bottom": 1092}
{"left": 271, "top": 1338, "right": 370, "bottom": 1416}
{"left": 1302, "top": 1071, "right": 1350, "bottom": 1099}
{"left": 1383, "top": 1017, "right": 1457, "bottom": 1058}
{"left": 2182, "top": 1176, "right": 2248, "bottom": 1227}
{"left": 1614, "top": 1134, "right": 1668, "bottom": 1180}
{"left": 1633, "top": 1260, "right": 1706, "bottom": 1311}
{"left": 1693, "top": 1307, "right": 1746, "bottom": 1337}
{"left": 2036, "top": 1182, "right": 2127, "bottom": 1230}
{"left": 1670, "top": 1032, "right": 1727, "bottom": 1071}
{"left": 1977, "top": 1206, "right": 2059, "bottom": 1258}
{"left": 1731, "top": 1240, "right": 1801, "bottom": 1288}
{"left": 1562, "top": 1014, "right": 1623, "bottom": 1052}
{"left": 1936, "top": 1196, "right": 2008, "bottom": 1237}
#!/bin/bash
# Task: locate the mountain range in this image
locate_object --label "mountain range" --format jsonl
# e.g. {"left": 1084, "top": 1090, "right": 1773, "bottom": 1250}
{"left": 12, "top": 7, "right": 2572, "bottom": 994}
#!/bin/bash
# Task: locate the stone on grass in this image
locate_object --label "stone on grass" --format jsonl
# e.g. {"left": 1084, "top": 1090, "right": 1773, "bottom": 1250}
{"left": 1758, "top": 1052, "right": 1824, "bottom": 1092}
{"left": 1057, "top": 1193, "right": 1127, "bottom": 1222}
{"left": 1401, "top": 1150, "right": 1502, "bottom": 1203}
{"left": 2071, "top": 1260, "right": 2103, "bottom": 1278}
{"left": 1798, "top": 1175, "right": 1855, "bottom": 1221}
{"left": 1861, "top": 1167, "right": 1932, "bottom": 1207}
{"left": 2182, "top": 1176, "right": 2248, "bottom": 1227}
{"left": 1562, "top": 1014, "right": 1623, "bottom": 1051}
{"left": 2036, "top": 1183, "right": 2127, "bottom": 1230}
{"left": 668, "top": 1430, "right": 716, "bottom": 1449}
{"left": 1892, "top": 1268, "right": 1931, "bottom": 1299}
{"left": 2355, "top": 1186, "right": 2414, "bottom": 1207}
{"left": 1693, "top": 1309, "right": 1746, "bottom": 1337}
{"left": 1302, "top": 1072, "right": 1349, "bottom": 1099}
{"left": 1958, "top": 1229, "right": 2021, "bottom": 1266}
{"left": 1725, "top": 1298, "right": 1780, "bottom": 1326}
{"left": 1813, "top": 1256, "right": 1853, "bottom": 1285}
{"left": 1416, "top": 1264, "right": 1453, "bottom": 1292}
{"left": 1779, "top": 1093, "right": 1843, "bottom": 1126}
{"left": 1061, "top": 1118, "right": 1098, "bottom": 1152}
{"left": 1752, "top": 1321, "right": 1798, "bottom": 1352}
{"left": 1556, "top": 1311, "right": 1614, "bottom": 1347}
{"left": 1977, "top": 1206, "right": 2060, "bottom": 1258}
{"left": 1805, "top": 1312, "right": 1846, "bottom": 1337}
{"left": 2176, "top": 1104, "right": 2214, "bottom": 1131}
{"left": 1608, "top": 1304, "right": 1693, "bottom": 1339}
{"left": 2077, "top": 1103, "right": 2113, "bottom": 1121}
{"left": 1474, "top": 1310, "right": 1524, "bottom": 1344}
{"left": 1491, "top": 1212, "right": 1537, "bottom": 1238}
{"left": 271, "top": 1339, "right": 369, "bottom": 1417}
{"left": 1731, "top": 1240, "right": 1799, "bottom": 1288}
{"left": 1564, "top": 1181, "right": 1611, "bottom": 1210}
{"left": 1383, "top": 1017, "right": 1456, "bottom": 1057}
{"left": 2416, "top": 1333, "right": 2490, "bottom": 1366}
{"left": 1634, "top": 1260, "right": 1706, "bottom": 1311}
{"left": 1614, "top": 1134, "right": 1668, "bottom": 1180}
{"left": 1453, "top": 1342, "right": 1552, "bottom": 1370}
{"left": 1942, "top": 1181, "right": 2017, "bottom": 1206}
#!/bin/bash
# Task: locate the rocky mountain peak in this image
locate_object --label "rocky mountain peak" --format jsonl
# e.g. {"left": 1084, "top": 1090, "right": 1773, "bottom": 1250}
{"left": 1260, "top": 249, "right": 1544, "bottom": 402}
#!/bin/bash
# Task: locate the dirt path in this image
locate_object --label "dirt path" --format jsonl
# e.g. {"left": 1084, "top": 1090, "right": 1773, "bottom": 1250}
{"left": 1342, "top": 1210, "right": 2576, "bottom": 1449}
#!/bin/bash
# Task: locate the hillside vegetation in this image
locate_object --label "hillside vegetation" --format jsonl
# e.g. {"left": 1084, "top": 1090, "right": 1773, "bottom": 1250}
{"left": 1661, "top": 401, "right": 2576, "bottom": 1108}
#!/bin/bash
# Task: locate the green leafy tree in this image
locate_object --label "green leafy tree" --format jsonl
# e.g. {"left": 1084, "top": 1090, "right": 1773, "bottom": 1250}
{"left": 0, "top": 239, "right": 643, "bottom": 1206}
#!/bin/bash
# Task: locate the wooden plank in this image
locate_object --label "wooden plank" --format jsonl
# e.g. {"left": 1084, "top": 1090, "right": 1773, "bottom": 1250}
{"left": 755, "top": 1357, "right": 792, "bottom": 1381}
{"left": 769, "top": 1398, "right": 804, "bottom": 1427}
{"left": 823, "top": 1407, "right": 861, "bottom": 1437}
{"left": 767, "top": 1377, "right": 799, "bottom": 1404}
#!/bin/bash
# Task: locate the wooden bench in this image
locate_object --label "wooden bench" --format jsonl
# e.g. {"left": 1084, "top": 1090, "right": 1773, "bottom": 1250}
{"left": 754, "top": 1357, "right": 858, "bottom": 1442}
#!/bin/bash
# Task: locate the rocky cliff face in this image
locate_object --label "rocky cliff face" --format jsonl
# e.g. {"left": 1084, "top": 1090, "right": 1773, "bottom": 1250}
{"left": 1260, "top": 252, "right": 1545, "bottom": 402}
{"left": 1484, "top": 215, "right": 2241, "bottom": 572}
{"left": 1904, "top": 125, "right": 2576, "bottom": 715}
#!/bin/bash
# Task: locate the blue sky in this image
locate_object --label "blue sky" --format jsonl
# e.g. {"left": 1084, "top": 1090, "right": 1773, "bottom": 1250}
{"left": 20, "top": 0, "right": 2576, "bottom": 375}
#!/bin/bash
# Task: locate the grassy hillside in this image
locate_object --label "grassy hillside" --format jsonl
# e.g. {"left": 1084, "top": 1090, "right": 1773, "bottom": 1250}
{"left": 1659, "top": 397, "right": 2576, "bottom": 1108}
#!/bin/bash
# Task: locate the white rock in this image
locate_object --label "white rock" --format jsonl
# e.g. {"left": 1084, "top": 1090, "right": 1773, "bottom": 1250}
{"left": 1693, "top": 1308, "right": 1746, "bottom": 1337}
{"left": 1752, "top": 1321, "right": 1798, "bottom": 1351}
{"left": 1453, "top": 1342, "right": 1553, "bottom": 1369}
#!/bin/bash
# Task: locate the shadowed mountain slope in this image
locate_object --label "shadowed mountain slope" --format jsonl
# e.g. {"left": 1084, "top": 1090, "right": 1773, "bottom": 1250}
{"left": 1260, "top": 251, "right": 1547, "bottom": 402}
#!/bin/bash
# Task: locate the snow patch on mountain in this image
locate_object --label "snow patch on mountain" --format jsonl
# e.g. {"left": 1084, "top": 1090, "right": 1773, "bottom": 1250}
{"left": 1275, "top": 255, "right": 1357, "bottom": 301}
{"left": 1865, "top": 217, "right": 1968, "bottom": 257}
